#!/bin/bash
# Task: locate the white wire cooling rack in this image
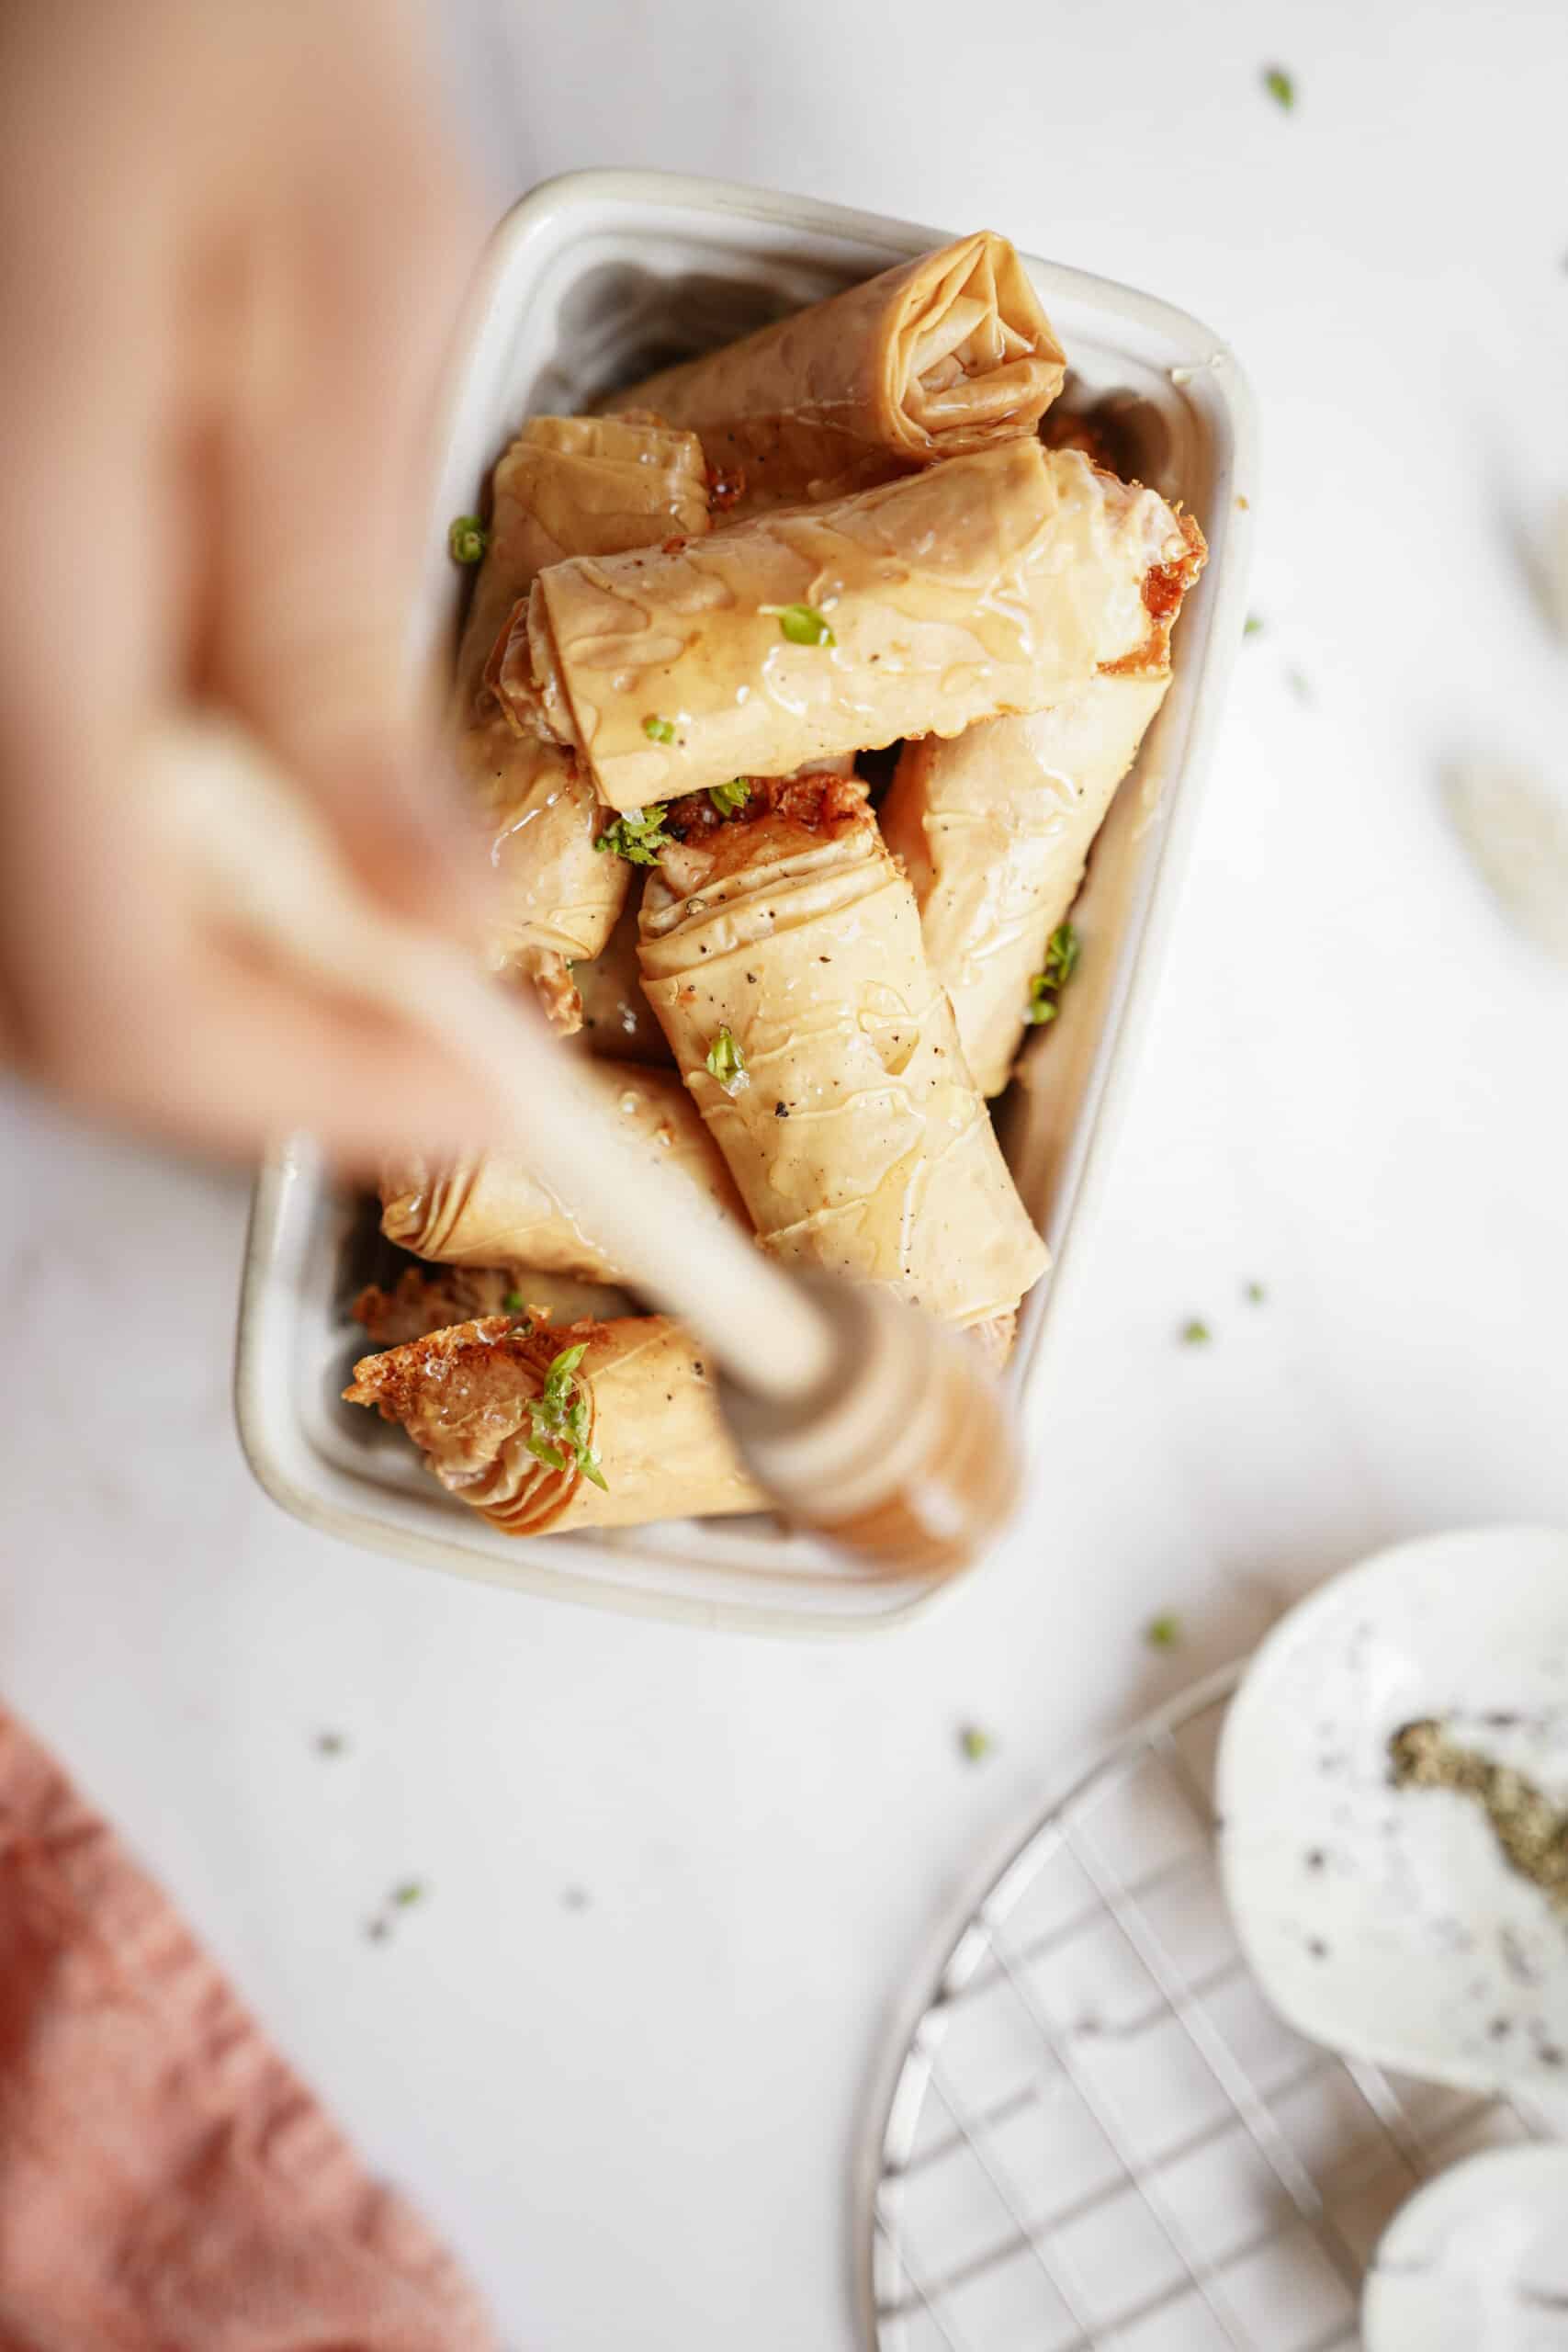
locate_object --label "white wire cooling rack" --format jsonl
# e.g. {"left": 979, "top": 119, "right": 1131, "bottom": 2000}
{"left": 858, "top": 1664, "right": 1555, "bottom": 2352}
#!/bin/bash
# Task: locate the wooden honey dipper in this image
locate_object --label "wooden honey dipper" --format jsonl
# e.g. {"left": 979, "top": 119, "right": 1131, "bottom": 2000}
{"left": 152, "top": 714, "right": 1022, "bottom": 1579}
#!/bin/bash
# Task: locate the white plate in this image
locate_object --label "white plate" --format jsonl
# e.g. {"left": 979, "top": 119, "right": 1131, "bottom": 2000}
{"left": 235, "top": 169, "right": 1257, "bottom": 1634}
{"left": 1218, "top": 1524, "right": 1568, "bottom": 2103}
{"left": 1362, "top": 2144, "right": 1568, "bottom": 2350}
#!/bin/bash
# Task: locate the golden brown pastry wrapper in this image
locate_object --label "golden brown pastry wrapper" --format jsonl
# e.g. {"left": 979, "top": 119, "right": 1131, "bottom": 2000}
{"left": 570, "top": 888, "right": 675, "bottom": 1068}
{"left": 498, "top": 445, "right": 1193, "bottom": 808}
{"left": 456, "top": 415, "right": 710, "bottom": 706}
{"left": 456, "top": 718, "right": 618, "bottom": 1023}
{"left": 882, "top": 675, "right": 1171, "bottom": 1096}
{"left": 609, "top": 232, "right": 1066, "bottom": 508}
{"left": 344, "top": 1315, "right": 762, "bottom": 1534}
{"left": 379, "top": 1064, "right": 748, "bottom": 1283}
{"left": 637, "top": 786, "right": 1048, "bottom": 1327}
{"left": 453, "top": 417, "right": 710, "bottom": 1023}
{"left": 353, "top": 1266, "right": 628, "bottom": 1346}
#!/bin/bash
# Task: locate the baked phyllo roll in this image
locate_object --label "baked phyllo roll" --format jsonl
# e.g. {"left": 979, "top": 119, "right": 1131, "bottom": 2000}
{"left": 570, "top": 888, "right": 676, "bottom": 1069}
{"left": 353, "top": 1266, "right": 628, "bottom": 1347}
{"left": 453, "top": 415, "right": 710, "bottom": 1026}
{"left": 607, "top": 232, "right": 1066, "bottom": 508}
{"left": 345, "top": 1316, "right": 763, "bottom": 1533}
{"left": 456, "top": 720, "right": 624, "bottom": 1030}
{"left": 492, "top": 444, "right": 1199, "bottom": 808}
{"left": 379, "top": 1064, "right": 748, "bottom": 1282}
{"left": 455, "top": 414, "right": 711, "bottom": 709}
{"left": 881, "top": 674, "right": 1172, "bottom": 1096}
{"left": 637, "top": 777, "right": 1048, "bottom": 1329}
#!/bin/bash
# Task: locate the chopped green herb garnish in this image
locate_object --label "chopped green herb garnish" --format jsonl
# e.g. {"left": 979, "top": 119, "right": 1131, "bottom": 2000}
{"left": 540, "top": 1342, "right": 583, "bottom": 1396}
{"left": 705, "top": 1027, "right": 750, "bottom": 1096}
{"left": 525, "top": 1343, "right": 607, "bottom": 1490}
{"left": 1024, "top": 922, "right": 1081, "bottom": 1025}
{"left": 391, "top": 1880, "right": 426, "bottom": 1906}
{"left": 448, "top": 514, "right": 487, "bottom": 564}
{"left": 502, "top": 1289, "right": 525, "bottom": 1314}
{"left": 642, "top": 714, "right": 677, "bottom": 744}
{"left": 1179, "top": 1319, "right": 1212, "bottom": 1346}
{"left": 1042, "top": 922, "right": 1080, "bottom": 989}
{"left": 959, "top": 1725, "right": 991, "bottom": 1763}
{"left": 709, "top": 777, "right": 751, "bottom": 816}
{"left": 761, "top": 601, "right": 836, "bottom": 647}
{"left": 1146, "top": 1614, "right": 1182, "bottom": 1650}
{"left": 1244, "top": 614, "right": 1264, "bottom": 637}
{"left": 1262, "top": 64, "right": 1295, "bottom": 110}
{"left": 1245, "top": 1280, "right": 1267, "bottom": 1304}
{"left": 595, "top": 805, "right": 674, "bottom": 865}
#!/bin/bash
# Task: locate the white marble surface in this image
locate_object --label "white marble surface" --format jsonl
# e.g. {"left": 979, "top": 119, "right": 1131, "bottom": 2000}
{"left": 5, "top": 4, "right": 1568, "bottom": 2345}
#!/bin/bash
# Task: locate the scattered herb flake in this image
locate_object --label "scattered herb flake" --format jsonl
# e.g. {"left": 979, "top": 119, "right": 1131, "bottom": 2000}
{"left": 1042, "top": 922, "right": 1080, "bottom": 989}
{"left": 761, "top": 601, "right": 836, "bottom": 647}
{"left": 1146, "top": 1614, "right": 1182, "bottom": 1651}
{"left": 391, "top": 1880, "right": 426, "bottom": 1907}
{"left": 706, "top": 1026, "right": 750, "bottom": 1096}
{"left": 1244, "top": 614, "right": 1264, "bottom": 637}
{"left": 641, "top": 714, "right": 676, "bottom": 744}
{"left": 709, "top": 777, "right": 751, "bottom": 817}
{"left": 1287, "top": 668, "right": 1314, "bottom": 705}
{"left": 314, "top": 1730, "right": 346, "bottom": 1757}
{"left": 448, "top": 514, "right": 487, "bottom": 564}
{"left": 1244, "top": 1280, "right": 1267, "bottom": 1304}
{"left": 1391, "top": 1719, "right": 1568, "bottom": 1914}
{"left": 525, "top": 1343, "right": 607, "bottom": 1490}
{"left": 1179, "top": 1319, "right": 1212, "bottom": 1346}
{"left": 1262, "top": 64, "right": 1295, "bottom": 110}
{"left": 596, "top": 806, "right": 674, "bottom": 865}
{"left": 1024, "top": 922, "right": 1081, "bottom": 1026}
{"left": 959, "top": 1725, "right": 991, "bottom": 1762}
{"left": 502, "top": 1289, "right": 525, "bottom": 1314}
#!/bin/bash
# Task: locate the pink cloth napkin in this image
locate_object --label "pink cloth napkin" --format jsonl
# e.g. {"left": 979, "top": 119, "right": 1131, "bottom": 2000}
{"left": 0, "top": 1705, "right": 500, "bottom": 2351}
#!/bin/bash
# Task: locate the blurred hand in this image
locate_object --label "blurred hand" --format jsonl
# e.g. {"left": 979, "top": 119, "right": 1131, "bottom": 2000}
{"left": 0, "top": 0, "right": 492, "bottom": 1166}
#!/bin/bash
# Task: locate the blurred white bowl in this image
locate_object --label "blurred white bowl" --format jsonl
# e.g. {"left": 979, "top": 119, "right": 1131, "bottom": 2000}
{"left": 1362, "top": 2143, "right": 1568, "bottom": 2349}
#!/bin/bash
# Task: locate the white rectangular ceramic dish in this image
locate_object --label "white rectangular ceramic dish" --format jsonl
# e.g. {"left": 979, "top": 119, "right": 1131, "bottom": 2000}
{"left": 234, "top": 168, "right": 1257, "bottom": 1636}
